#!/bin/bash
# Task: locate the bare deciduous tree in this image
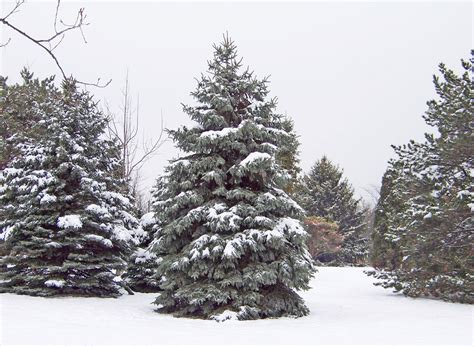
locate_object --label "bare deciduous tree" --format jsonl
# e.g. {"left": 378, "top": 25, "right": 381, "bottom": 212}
{"left": 106, "top": 73, "right": 167, "bottom": 212}
{"left": 1, "top": 0, "right": 110, "bottom": 87}
{"left": 361, "top": 184, "right": 381, "bottom": 254}
{"left": 362, "top": 184, "right": 381, "bottom": 207}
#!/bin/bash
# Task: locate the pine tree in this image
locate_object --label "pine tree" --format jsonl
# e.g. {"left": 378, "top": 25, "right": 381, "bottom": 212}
{"left": 299, "top": 156, "right": 368, "bottom": 265}
{"left": 150, "top": 36, "right": 315, "bottom": 321}
{"left": 0, "top": 72, "right": 140, "bottom": 297}
{"left": 368, "top": 54, "right": 473, "bottom": 303}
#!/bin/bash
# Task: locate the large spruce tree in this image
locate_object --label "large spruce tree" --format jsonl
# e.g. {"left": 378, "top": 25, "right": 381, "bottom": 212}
{"left": 299, "top": 156, "right": 368, "bottom": 264}
{"left": 0, "top": 72, "right": 140, "bottom": 297}
{"left": 368, "top": 54, "right": 473, "bottom": 304}
{"left": 150, "top": 36, "right": 315, "bottom": 321}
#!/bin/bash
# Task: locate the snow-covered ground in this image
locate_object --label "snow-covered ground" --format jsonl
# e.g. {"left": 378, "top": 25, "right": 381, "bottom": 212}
{"left": 0, "top": 267, "right": 471, "bottom": 345}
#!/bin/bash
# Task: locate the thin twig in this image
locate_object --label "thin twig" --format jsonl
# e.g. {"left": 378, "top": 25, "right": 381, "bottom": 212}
{"left": 2, "top": 0, "right": 24, "bottom": 21}
{"left": 0, "top": 0, "right": 110, "bottom": 88}
{"left": 0, "top": 37, "right": 11, "bottom": 47}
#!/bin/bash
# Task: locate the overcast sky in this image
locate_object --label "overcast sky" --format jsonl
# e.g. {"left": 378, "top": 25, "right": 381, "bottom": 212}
{"left": 1, "top": 0, "right": 472, "bottom": 202}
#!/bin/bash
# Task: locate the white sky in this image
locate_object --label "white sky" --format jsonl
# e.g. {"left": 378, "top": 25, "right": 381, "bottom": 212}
{"left": 1, "top": 0, "right": 472, "bottom": 203}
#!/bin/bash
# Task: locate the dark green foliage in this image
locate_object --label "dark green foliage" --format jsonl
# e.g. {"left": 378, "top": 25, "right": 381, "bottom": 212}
{"left": 370, "top": 169, "right": 404, "bottom": 270}
{"left": 298, "top": 156, "right": 368, "bottom": 265}
{"left": 0, "top": 72, "right": 139, "bottom": 297}
{"left": 368, "top": 54, "right": 474, "bottom": 304}
{"left": 0, "top": 69, "right": 51, "bottom": 170}
{"left": 151, "top": 36, "right": 315, "bottom": 320}
{"left": 275, "top": 116, "right": 302, "bottom": 195}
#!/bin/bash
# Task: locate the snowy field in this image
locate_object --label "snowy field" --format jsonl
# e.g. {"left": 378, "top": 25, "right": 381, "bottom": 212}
{"left": 0, "top": 267, "right": 471, "bottom": 345}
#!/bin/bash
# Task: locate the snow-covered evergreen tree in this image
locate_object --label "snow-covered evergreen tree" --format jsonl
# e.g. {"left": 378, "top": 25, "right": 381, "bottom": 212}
{"left": 124, "top": 176, "right": 168, "bottom": 293}
{"left": 368, "top": 54, "right": 473, "bottom": 304}
{"left": 298, "top": 156, "right": 368, "bottom": 265}
{"left": 0, "top": 72, "right": 140, "bottom": 297}
{"left": 150, "top": 36, "right": 315, "bottom": 320}
{"left": 124, "top": 211, "right": 161, "bottom": 292}
{"left": 123, "top": 176, "right": 173, "bottom": 294}
{"left": 0, "top": 70, "right": 48, "bottom": 171}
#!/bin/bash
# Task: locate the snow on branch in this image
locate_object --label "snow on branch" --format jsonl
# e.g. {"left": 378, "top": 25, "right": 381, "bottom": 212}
{"left": 57, "top": 214, "right": 82, "bottom": 229}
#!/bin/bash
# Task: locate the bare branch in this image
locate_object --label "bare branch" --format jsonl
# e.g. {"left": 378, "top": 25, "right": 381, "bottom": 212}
{"left": 109, "top": 119, "right": 124, "bottom": 145}
{"left": 79, "top": 24, "right": 88, "bottom": 44}
{"left": 361, "top": 184, "right": 381, "bottom": 207}
{"left": 0, "top": 37, "right": 11, "bottom": 47}
{"left": 0, "top": 0, "right": 110, "bottom": 88}
{"left": 1, "top": 0, "right": 24, "bottom": 21}
{"left": 54, "top": 0, "right": 61, "bottom": 33}
{"left": 37, "top": 8, "right": 87, "bottom": 44}
{"left": 128, "top": 114, "right": 167, "bottom": 175}
{"left": 50, "top": 34, "right": 65, "bottom": 52}
{"left": 106, "top": 75, "right": 168, "bottom": 200}
{"left": 130, "top": 95, "right": 140, "bottom": 142}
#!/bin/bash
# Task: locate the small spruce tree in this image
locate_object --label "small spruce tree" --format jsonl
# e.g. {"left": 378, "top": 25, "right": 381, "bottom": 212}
{"left": 124, "top": 176, "right": 167, "bottom": 293}
{"left": 0, "top": 72, "right": 139, "bottom": 297}
{"left": 124, "top": 211, "right": 161, "bottom": 292}
{"left": 150, "top": 36, "right": 315, "bottom": 321}
{"left": 275, "top": 116, "right": 302, "bottom": 195}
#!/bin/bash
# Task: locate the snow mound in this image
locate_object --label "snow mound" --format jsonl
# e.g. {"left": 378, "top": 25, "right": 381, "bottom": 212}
{"left": 240, "top": 152, "right": 271, "bottom": 167}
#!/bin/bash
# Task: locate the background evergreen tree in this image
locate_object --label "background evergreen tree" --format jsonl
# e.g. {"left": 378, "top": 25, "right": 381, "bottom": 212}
{"left": 275, "top": 116, "right": 302, "bottom": 195}
{"left": 151, "top": 36, "right": 315, "bottom": 321}
{"left": 368, "top": 54, "right": 473, "bottom": 303}
{"left": 124, "top": 212, "right": 161, "bottom": 292}
{"left": 0, "top": 72, "right": 140, "bottom": 297}
{"left": 298, "top": 156, "right": 368, "bottom": 265}
{"left": 0, "top": 69, "right": 49, "bottom": 171}
{"left": 124, "top": 176, "right": 168, "bottom": 293}
{"left": 370, "top": 168, "right": 404, "bottom": 270}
